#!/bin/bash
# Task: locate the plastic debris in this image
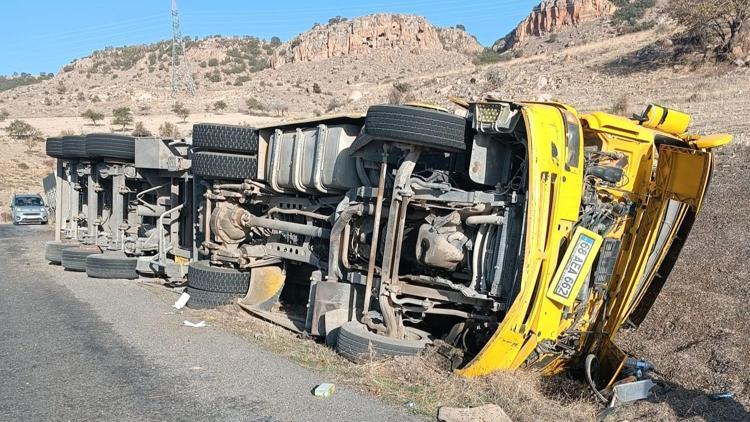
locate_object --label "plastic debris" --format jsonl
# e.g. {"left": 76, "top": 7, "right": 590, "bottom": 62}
{"left": 183, "top": 320, "right": 207, "bottom": 328}
{"left": 709, "top": 391, "right": 735, "bottom": 401}
{"left": 173, "top": 292, "right": 190, "bottom": 309}
{"left": 609, "top": 379, "right": 656, "bottom": 407}
{"left": 313, "top": 383, "right": 336, "bottom": 398}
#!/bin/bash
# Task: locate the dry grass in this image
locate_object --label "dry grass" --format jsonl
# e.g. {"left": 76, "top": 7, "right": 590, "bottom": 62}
{"left": 198, "top": 307, "right": 598, "bottom": 420}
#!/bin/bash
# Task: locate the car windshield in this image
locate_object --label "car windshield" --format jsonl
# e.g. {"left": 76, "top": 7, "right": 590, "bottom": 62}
{"left": 15, "top": 197, "right": 43, "bottom": 207}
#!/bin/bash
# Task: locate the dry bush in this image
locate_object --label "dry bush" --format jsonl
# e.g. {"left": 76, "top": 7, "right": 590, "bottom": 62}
{"left": 158, "top": 122, "right": 179, "bottom": 139}
{"left": 388, "top": 81, "right": 415, "bottom": 105}
{"left": 610, "top": 95, "right": 631, "bottom": 116}
{"left": 132, "top": 122, "right": 152, "bottom": 137}
{"left": 669, "top": 0, "right": 750, "bottom": 60}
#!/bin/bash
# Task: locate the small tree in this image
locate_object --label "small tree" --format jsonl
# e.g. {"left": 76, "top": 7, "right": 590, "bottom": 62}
{"left": 158, "top": 121, "right": 180, "bottom": 139}
{"left": 213, "top": 100, "right": 228, "bottom": 112}
{"left": 269, "top": 36, "right": 282, "bottom": 47}
{"left": 81, "top": 109, "right": 104, "bottom": 125}
{"left": 669, "top": 0, "right": 749, "bottom": 60}
{"left": 132, "top": 121, "right": 152, "bottom": 137}
{"left": 0, "top": 109, "right": 9, "bottom": 122}
{"left": 111, "top": 107, "right": 134, "bottom": 130}
{"left": 171, "top": 102, "right": 190, "bottom": 122}
{"left": 5, "top": 119, "right": 40, "bottom": 139}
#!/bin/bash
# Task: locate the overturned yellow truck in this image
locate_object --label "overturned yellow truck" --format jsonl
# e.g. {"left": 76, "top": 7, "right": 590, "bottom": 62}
{"left": 188, "top": 100, "right": 730, "bottom": 383}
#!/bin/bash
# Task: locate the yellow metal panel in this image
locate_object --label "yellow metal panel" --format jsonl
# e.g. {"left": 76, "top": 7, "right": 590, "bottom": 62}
{"left": 642, "top": 104, "right": 691, "bottom": 135}
{"left": 691, "top": 133, "right": 733, "bottom": 150}
{"left": 546, "top": 228, "right": 603, "bottom": 307}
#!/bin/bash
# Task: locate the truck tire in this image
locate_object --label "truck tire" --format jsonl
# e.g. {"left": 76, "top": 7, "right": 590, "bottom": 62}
{"left": 187, "top": 261, "right": 250, "bottom": 294}
{"left": 61, "top": 136, "right": 88, "bottom": 158}
{"left": 185, "top": 286, "right": 242, "bottom": 309}
{"left": 62, "top": 245, "right": 102, "bottom": 271}
{"left": 86, "top": 252, "right": 139, "bottom": 279}
{"left": 85, "top": 134, "right": 136, "bottom": 161}
{"left": 45, "top": 241, "right": 79, "bottom": 264}
{"left": 364, "top": 105, "right": 469, "bottom": 151}
{"left": 192, "top": 151, "right": 258, "bottom": 180}
{"left": 193, "top": 123, "right": 259, "bottom": 154}
{"left": 46, "top": 137, "right": 65, "bottom": 158}
{"left": 335, "top": 321, "right": 432, "bottom": 363}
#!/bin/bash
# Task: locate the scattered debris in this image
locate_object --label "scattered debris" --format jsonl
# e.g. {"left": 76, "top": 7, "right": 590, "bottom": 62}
{"left": 173, "top": 292, "right": 190, "bottom": 309}
{"left": 313, "top": 382, "right": 336, "bottom": 398}
{"left": 708, "top": 391, "right": 735, "bottom": 401}
{"left": 437, "top": 404, "right": 512, "bottom": 422}
{"left": 183, "top": 320, "right": 207, "bottom": 328}
{"left": 609, "top": 379, "right": 656, "bottom": 407}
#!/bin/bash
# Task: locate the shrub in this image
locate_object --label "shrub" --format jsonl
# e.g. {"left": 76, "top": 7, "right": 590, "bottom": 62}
{"left": 205, "top": 69, "right": 221, "bottom": 83}
{"left": 55, "top": 82, "right": 67, "bottom": 95}
{"left": 81, "top": 109, "right": 104, "bottom": 125}
{"left": 132, "top": 121, "right": 152, "bottom": 137}
{"left": 111, "top": 107, "right": 134, "bottom": 130}
{"left": 0, "top": 109, "right": 9, "bottom": 122}
{"left": 63, "top": 64, "right": 75, "bottom": 73}
{"left": 612, "top": 0, "right": 656, "bottom": 26}
{"left": 325, "top": 98, "right": 346, "bottom": 112}
{"left": 171, "top": 102, "right": 190, "bottom": 122}
{"left": 208, "top": 58, "right": 219, "bottom": 67}
{"left": 668, "top": 0, "right": 749, "bottom": 60}
{"left": 158, "top": 121, "right": 180, "bottom": 138}
{"left": 610, "top": 95, "right": 630, "bottom": 116}
{"left": 456, "top": 24, "right": 466, "bottom": 31}
{"left": 213, "top": 100, "right": 228, "bottom": 112}
{"left": 5, "top": 119, "right": 40, "bottom": 139}
{"left": 474, "top": 48, "right": 511, "bottom": 65}
{"left": 328, "top": 16, "right": 347, "bottom": 25}
{"left": 388, "top": 82, "right": 415, "bottom": 105}
{"left": 312, "top": 83, "right": 322, "bottom": 94}
{"left": 234, "top": 75, "right": 252, "bottom": 86}
{"left": 245, "top": 97, "right": 266, "bottom": 112}
{"left": 269, "top": 36, "right": 282, "bottom": 47}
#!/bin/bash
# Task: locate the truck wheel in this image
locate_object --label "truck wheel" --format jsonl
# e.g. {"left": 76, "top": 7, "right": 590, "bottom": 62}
{"left": 46, "top": 137, "right": 65, "bottom": 158}
{"left": 44, "top": 241, "right": 78, "bottom": 264}
{"left": 85, "top": 134, "right": 136, "bottom": 161}
{"left": 364, "top": 105, "right": 469, "bottom": 152}
{"left": 185, "top": 286, "right": 242, "bottom": 309}
{"left": 61, "top": 136, "right": 88, "bottom": 159}
{"left": 192, "top": 151, "right": 258, "bottom": 180}
{"left": 187, "top": 261, "right": 250, "bottom": 293}
{"left": 61, "top": 245, "right": 102, "bottom": 271}
{"left": 86, "top": 252, "right": 138, "bottom": 279}
{"left": 193, "top": 123, "right": 259, "bottom": 154}
{"left": 335, "top": 321, "right": 432, "bottom": 363}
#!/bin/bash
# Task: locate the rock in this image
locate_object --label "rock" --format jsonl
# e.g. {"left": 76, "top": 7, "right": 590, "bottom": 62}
{"left": 437, "top": 27, "right": 484, "bottom": 55}
{"left": 437, "top": 404, "right": 512, "bottom": 422}
{"left": 270, "top": 14, "right": 479, "bottom": 68}
{"left": 348, "top": 90, "right": 363, "bottom": 102}
{"left": 733, "top": 59, "right": 746, "bottom": 67}
{"left": 494, "top": 0, "right": 614, "bottom": 52}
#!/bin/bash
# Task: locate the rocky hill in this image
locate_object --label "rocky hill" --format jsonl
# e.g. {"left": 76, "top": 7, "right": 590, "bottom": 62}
{"left": 270, "top": 14, "right": 482, "bottom": 68}
{"left": 494, "top": 0, "right": 615, "bottom": 52}
{"left": 0, "top": 14, "right": 481, "bottom": 120}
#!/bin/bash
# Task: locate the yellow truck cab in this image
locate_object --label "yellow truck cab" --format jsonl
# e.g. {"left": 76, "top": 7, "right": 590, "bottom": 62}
{"left": 459, "top": 101, "right": 730, "bottom": 381}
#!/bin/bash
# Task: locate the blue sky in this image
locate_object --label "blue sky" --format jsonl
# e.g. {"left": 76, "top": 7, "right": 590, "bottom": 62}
{"left": 0, "top": 0, "right": 537, "bottom": 76}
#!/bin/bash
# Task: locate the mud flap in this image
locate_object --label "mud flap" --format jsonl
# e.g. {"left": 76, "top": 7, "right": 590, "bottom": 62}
{"left": 239, "top": 266, "right": 285, "bottom": 310}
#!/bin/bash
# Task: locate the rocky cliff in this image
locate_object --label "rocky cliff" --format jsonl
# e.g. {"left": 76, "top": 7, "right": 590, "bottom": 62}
{"left": 270, "top": 14, "right": 482, "bottom": 68}
{"left": 494, "top": 0, "right": 614, "bottom": 51}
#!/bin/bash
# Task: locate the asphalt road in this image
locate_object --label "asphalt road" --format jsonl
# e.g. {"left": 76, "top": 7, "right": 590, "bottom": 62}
{"left": 0, "top": 225, "right": 417, "bottom": 421}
